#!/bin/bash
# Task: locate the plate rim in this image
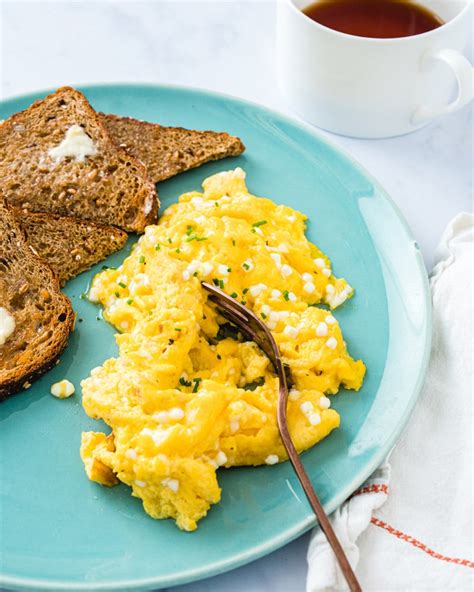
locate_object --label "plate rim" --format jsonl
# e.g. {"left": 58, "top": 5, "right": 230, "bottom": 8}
{"left": 0, "top": 82, "right": 432, "bottom": 592}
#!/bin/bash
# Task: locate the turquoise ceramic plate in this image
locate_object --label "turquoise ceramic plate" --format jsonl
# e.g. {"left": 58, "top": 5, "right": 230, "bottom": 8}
{"left": 0, "top": 85, "right": 431, "bottom": 591}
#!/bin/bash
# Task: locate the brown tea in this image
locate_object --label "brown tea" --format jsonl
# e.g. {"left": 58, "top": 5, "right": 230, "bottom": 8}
{"left": 302, "top": 0, "right": 444, "bottom": 38}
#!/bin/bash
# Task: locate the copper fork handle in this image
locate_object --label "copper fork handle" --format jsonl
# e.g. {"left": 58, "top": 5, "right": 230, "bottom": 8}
{"left": 277, "top": 388, "right": 362, "bottom": 592}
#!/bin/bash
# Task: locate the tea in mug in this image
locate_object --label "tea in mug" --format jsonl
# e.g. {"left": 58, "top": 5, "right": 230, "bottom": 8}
{"left": 302, "top": 0, "right": 444, "bottom": 38}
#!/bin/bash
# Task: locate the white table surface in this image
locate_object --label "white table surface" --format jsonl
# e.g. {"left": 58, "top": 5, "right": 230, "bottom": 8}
{"left": 1, "top": 1, "right": 472, "bottom": 591}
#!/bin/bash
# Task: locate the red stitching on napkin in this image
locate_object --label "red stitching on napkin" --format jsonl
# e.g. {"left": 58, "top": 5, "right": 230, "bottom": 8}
{"left": 371, "top": 518, "right": 474, "bottom": 569}
{"left": 352, "top": 484, "right": 389, "bottom": 496}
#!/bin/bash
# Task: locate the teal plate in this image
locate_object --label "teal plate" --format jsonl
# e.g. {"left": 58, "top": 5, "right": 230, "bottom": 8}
{"left": 0, "top": 84, "right": 431, "bottom": 591}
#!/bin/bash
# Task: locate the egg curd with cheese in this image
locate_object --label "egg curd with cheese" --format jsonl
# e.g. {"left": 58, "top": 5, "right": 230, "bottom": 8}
{"left": 81, "top": 168, "right": 365, "bottom": 531}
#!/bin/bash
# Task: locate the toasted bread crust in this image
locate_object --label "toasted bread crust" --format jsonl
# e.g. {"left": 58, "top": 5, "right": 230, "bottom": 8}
{"left": 16, "top": 209, "right": 128, "bottom": 286}
{"left": 102, "top": 113, "right": 245, "bottom": 183}
{"left": 0, "top": 198, "right": 75, "bottom": 400}
{"left": 0, "top": 87, "right": 158, "bottom": 232}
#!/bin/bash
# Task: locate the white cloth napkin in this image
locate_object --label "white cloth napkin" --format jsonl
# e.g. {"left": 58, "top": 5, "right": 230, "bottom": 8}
{"left": 307, "top": 213, "right": 474, "bottom": 592}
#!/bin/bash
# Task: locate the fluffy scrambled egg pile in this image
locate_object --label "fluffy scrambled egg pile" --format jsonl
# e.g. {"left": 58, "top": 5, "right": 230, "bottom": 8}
{"left": 81, "top": 168, "right": 365, "bottom": 531}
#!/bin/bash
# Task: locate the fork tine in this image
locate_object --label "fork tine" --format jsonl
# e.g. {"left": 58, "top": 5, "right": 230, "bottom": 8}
{"left": 203, "top": 281, "right": 292, "bottom": 384}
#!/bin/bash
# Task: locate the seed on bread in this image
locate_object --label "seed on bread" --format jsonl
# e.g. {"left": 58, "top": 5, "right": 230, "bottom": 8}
{"left": 102, "top": 114, "right": 245, "bottom": 183}
{"left": 0, "top": 197, "right": 74, "bottom": 400}
{"left": 0, "top": 87, "right": 159, "bottom": 232}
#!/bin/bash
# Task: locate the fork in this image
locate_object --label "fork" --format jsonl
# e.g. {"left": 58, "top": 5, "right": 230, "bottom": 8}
{"left": 202, "top": 281, "right": 362, "bottom": 592}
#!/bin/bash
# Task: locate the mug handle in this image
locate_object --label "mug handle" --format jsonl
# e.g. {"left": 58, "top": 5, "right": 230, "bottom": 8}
{"left": 412, "top": 48, "right": 473, "bottom": 125}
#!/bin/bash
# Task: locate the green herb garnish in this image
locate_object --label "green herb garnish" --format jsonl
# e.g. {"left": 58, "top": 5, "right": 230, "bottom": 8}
{"left": 192, "top": 377, "right": 202, "bottom": 393}
{"left": 252, "top": 220, "right": 267, "bottom": 227}
{"left": 243, "top": 377, "right": 265, "bottom": 391}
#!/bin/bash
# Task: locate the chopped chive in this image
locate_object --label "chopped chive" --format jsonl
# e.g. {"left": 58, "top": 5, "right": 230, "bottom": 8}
{"left": 261, "top": 312, "right": 267, "bottom": 319}
{"left": 127, "top": 299, "right": 133, "bottom": 305}
{"left": 155, "top": 243, "right": 161, "bottom": 251}
{"left": 215, "top": 202, "right": 219, "bottom": 207}
{"left": 230, "top": 292, "right": 238, "bottom": 298}
{"left": 227, "top": 267, "right": 232, "bottom": 272}
{"left": 212, "top": 278, "right": 220, "bottom": 286}
{"left": 186, "top": 225, "right": 194, "bottom": 236}
{"left": 242, "top": 288, "right": 249, "bottom": 295}
{"left": 232, "top": 239, "right": 236, "bottom": 246}
{"left": 176, "top": 248, "right": 181, "bottom": 253}
{"left": 168, "top": 238, "right": 172, "bottom": 243}
{"left": 79, "top": 293, "right": 86, "bottom": 300}
{"left": 174, "top": 327, "right": 182, "bottom": 332}
{"left": 139, "top": 256, "right": 146, "bottom": 264}
{"left": 283, "top": 290, "right": 290, "bottom": 301}
{"left": 252, "top": 220, "right": 267, "bottom": 227}
{"left": 114, "top": 291, "right": 120, "bottom": 298}
{"left": 118, "top": 281, "right": 127, "bottom": 289}
{"left": 179, "top": 377, "right": 192, "bottom": 387}
{"left": 251, "top": 228, "right": 256, "bottom": 233}
{"left": 193, "top": 271, "right": 199, "bottom": 277}
{"left": 192, "top": 377, "right": 202, "bottom": 393}
{"left": 196, "top": 236, "right": 208, "bottom": 241}
{"left": 219, "top": 279, "right": 225, "bottom": 289}
{"left": 241, "top": 300, "right": 247, "bottom": 306}
{"left": 243, "top": 377, "right": 265, "bottom": 391}
{"left": 186, "top": 236, "right": 197, "bottom": 242}
{"left": 242, "top": 263, "right": 250, "bottom": 270}
{"left": 217, "top": 354, "right": 222, "bottom": 360}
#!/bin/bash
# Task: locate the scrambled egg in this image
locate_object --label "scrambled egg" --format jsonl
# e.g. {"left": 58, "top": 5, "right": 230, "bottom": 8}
{"left": 81, "top": 168, "right": 365, "bottom": 531}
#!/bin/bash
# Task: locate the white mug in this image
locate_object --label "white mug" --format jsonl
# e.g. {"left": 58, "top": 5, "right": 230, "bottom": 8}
{"left": 276, "top": 0, "right": 473, "bottom": 138}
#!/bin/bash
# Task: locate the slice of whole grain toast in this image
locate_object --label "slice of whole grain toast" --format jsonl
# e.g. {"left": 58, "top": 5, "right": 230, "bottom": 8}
{"left": 0, "top": 87, "right": 158, "bottom": 232}
{"left": 0, "top": 198, "right": 75, "bottom": 400}
{"left": 15, "top": 209, "right": 128, "bottom": 286}
{"left": 102, "top": 114, "right": 245, "bottom": 183}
